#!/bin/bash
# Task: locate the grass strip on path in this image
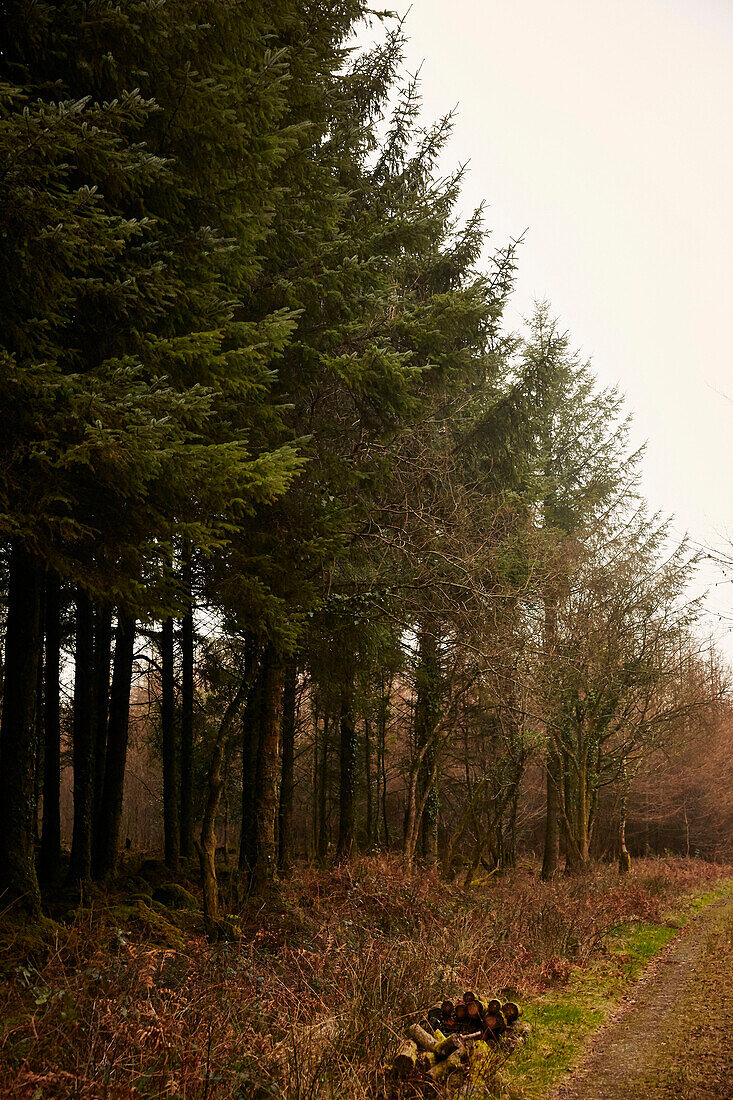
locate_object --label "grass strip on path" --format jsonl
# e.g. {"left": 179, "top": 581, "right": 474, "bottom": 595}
{"left": 482, "top": 878, "right": 733, "bottom": 1100}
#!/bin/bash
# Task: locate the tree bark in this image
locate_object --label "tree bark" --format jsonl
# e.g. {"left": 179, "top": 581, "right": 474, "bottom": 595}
{"left": 317, "top": 714, "right": 329, "bottom": 859}
{"left": 179, "top": 553, "right": 195, "bottom": 860}
{"left": 541, "top": 573, "right": 561, "bottom": 881}
{"left": 618, "top": 756, "right": 631, "bottom": 875}
{"left": 337, "top": 677, "right": 357, "bottom": 862}
{"left": 0, "top": 542, "right": 43, "bottom": 912}
{"left": 68, "top": 589, "right": 96, "bottom": 886}
{"left": 379, "top": 680, "right": 390, "bottom": 849}
{"left": 364, "top": 713, "right": 374, "bottom": 846}
{"left": 311, "top": 705, "right": 320, "bottom": 858}
{"left": 415, "top": 622, "right": 441, "bottom": 864}
{"left": 94, "top": 614, "right": 135, "bottom": 880}
{"left": 277, "top": 661, "right": 297, "bottom": 875}
{"left": 92, "top": 604, "right": 112, "bottom": 865}
{"left": 39, "top": 573, "right": 61, "bottom": 884}
{"left": 239, "top": 637, "right": 262, "bottom": 875}
{"left": 160, "top": 616, "right": 179, "bottom": 871}
{"left": 197, "top": 675, "right": 249, "bottom": 937}
{"left": 32, "top": 612, "right": 45, "bottom": 846}
{"left": 541, "top": 746, "right": 561, "bottom": 880}
{"left": 564, "top": 741, "right": 591, "bottom": 874}
{"left": 251, "top": 646, "right": 283, "bottom": 893}
{"left": 403, "top": 742, "right": 437, "bottom": 870}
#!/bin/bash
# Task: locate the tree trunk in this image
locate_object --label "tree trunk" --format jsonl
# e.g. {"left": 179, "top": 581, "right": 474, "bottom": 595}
{"left": 32, "top": 615, "right": 45, "bottom": 846}
{"left": 506, "top": 780, "right": 519, "bottom": 868}
{"left": 403, "top": 743, "right": 437, "bottom": 870}
{"left": 239, "top": 638, "right": 262, "bottom": 875}
{"left": 541, "top": 574, "right": 561, "bottom": 881}
{"left": 92, "top": 605, "right": 112, "bottom": 865}
{"left": 565, "top": 747, "right": 591, "bottom": 874}
{"left": 251, "top": 646, "right": 283, "bottom": 893}
{"left": 94, "top": 614, "right": 135, "bottom": 881}
{"left": 277, "top": 661, "right": 297, "bottom": 875}
{"left": 222, "top": 745, "right": 230, "bottom": 863}
{"left": 364, "top": 714, "right": 374, "bottom": 846}
{"left": 39, "top": 573, "right": 62, "bottom": 884}
{"left": 619, "top": 757, "right": 631, "bottom": 875}
{"left": 197, "top": 675, "right": 249, "bottom": 937}
{"left": 68, "top": 589, "right": 95, "bottom": 886}
{"left": 311, "top": 705, "right": 320, "bottom": 858}
{"left": 160, "top": 616, "right": 179, "bottom": 871}
{"left": 421, "top": 767, "right": 439, "bottom": 863}
{"left": 337, "top": 678, "right": 357, "bottom": 862}
{"left": 541, "top": 746, "right": 560, "bottom": 880}
{"left": 379, "top": 683, "right": 390, "bottom": 849}
{"left": 415, "top": 622, "right": 441, "bottom": 864}
{"left": 179, "top": 555, "right": 195, "bottom": 860}
{"left": 403, "top": 764, "right": 420, "bottom": 870}
{"left": 0, "top": 542, "right": 43, "bottom": 912}
{"left": 317, "top": 715, "right": 329, "bottom": 859}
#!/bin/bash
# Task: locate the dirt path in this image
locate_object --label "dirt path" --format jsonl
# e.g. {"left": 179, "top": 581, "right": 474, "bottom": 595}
{"left": 553, "top": 892, "right": 733, "bottom": 1100}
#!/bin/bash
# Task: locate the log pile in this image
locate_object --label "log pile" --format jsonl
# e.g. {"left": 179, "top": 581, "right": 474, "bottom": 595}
{"left": 390, "top": 991, "right": 523, "bottom": 1088}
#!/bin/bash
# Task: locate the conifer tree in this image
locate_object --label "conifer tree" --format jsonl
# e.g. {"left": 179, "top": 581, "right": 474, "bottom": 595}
{"left": 515, "top": 305, "right": 642, "bottom": 876}
{"left": 0, "top": 0, "right": 305, "bottom": 902}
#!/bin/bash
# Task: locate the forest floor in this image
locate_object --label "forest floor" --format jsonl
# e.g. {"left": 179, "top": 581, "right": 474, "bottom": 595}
{"left": 0, "top": 856, "right": 731, "bottom": 1099}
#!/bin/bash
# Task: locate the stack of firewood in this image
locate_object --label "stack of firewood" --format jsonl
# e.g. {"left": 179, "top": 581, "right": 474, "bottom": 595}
{"left": 390, "top": 992, "right": 523, "bottom": 1085}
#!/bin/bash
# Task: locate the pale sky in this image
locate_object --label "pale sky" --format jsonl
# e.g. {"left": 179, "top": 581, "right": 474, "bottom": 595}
{"left": 382, "top": 0, "right": 733, "bottom": 648}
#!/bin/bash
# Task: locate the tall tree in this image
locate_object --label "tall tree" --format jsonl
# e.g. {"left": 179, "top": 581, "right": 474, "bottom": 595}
{"left": 277, "top": 661, "right": 298, "bottom": 874}
{"left": 39, "top": 574, "right": 62, "bottom": 883}
{"left": 179, "top": 555, "right": 196, "bottom": 860}
{"left": 0, "top": 545, "right": 44, "bottom": 909}
{"left": 160, "top": 617, "right": 180, "bottom": 871}
{"left": 516, "top": 305, "right": 641, "bottom": 877}
{"left": 94, "top": 614, "right": 136, "bottom": 881}
{"left": 68, "top": 591, "right": 95, "bottom": 886}
{"left": 92, "top": 605, "right": 113, "bottom": 861}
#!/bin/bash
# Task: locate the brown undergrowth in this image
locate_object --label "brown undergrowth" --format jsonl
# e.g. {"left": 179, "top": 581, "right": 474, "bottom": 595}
{"left": 0, "top": 856, "right": 728, "bottom": 1099}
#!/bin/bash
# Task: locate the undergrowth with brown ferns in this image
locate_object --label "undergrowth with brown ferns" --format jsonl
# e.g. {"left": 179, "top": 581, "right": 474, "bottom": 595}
{"left": 0, "top": 856, "right": 728, "bottom": 1099}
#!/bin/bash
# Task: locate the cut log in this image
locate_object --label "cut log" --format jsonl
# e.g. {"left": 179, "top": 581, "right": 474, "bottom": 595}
{"left": 463, "top": 991, "right": 476, "bottom": 1004}
{"left": 417, "top": 1051, "right": 439, "bottom": 1073}
{"left": 455, "top": 1002, "right": 468, "bottom": 1022}
{"left": 486, "top": 998, "right": 502, "bottom": 1014}
{"left": 434, "top": 1033, "right": 462, "bottom": 1058}
{"left": 483, "top": 1010, "right": 507, "bottom": 1037}
{"left": 441, "top": 999, "right": 454, "bottom": 1017}
{"left": 467, "top": 1001, "right": 483, "bottom": 1025}
{"left": 393, "top": 1039, "right": 418, "bottom": 1077}
{"left": 502, "top": 1001, "right": 520, "bottom": 1024}
{"left": 427, "top": 1049, "right": 463, "bottom": 1081}
{"left": 407, "top": 1023, "right": 437, "bottom": 1052}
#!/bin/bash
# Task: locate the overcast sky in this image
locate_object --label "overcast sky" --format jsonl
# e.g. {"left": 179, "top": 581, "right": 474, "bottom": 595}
{"left": 380, "top": 0, "right": 733, "bottom": 647}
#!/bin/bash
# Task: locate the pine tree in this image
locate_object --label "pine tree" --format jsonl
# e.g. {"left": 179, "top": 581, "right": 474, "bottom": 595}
{"left": 0, "top": 0, "right": 306, "bottom": 902}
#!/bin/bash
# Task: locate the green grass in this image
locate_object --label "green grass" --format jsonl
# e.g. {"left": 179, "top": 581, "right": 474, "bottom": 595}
{"left": 484, "top": 880, "right": 733, "bottom": 1099}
